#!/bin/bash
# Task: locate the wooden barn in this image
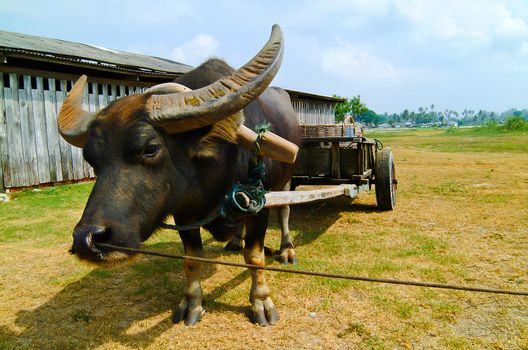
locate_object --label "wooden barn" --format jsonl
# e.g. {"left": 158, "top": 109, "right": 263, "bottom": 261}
{"left": 0, "top": 29, "right": 343, "bottom": 192}
{"left": 287, "top": 89, "right": 343, "bottom": 125}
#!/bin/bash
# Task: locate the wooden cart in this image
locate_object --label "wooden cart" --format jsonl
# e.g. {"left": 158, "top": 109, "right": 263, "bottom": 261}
{"left": 265, "top": 124, "right": 397, "bottom": 210}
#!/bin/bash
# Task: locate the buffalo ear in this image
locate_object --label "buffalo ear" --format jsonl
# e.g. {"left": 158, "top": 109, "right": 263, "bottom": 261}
{"left": 192, "top": 112, "right": 244, "bottom": 159}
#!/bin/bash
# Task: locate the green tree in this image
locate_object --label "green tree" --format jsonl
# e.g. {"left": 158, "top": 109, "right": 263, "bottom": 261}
{"left": 361, "top": 109, "right": 381, "bottom": 126}
{"left": 503, "top": 115, "right": 528, "bottom": 131}
{"left": 333, "top": 95, "right": 369, "bottom": 122}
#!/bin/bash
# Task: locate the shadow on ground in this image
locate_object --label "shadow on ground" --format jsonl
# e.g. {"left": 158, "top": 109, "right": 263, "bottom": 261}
{"left": 272, "top": 196, "right": 379, "bottom": 249}
{"left": 0, "top": 198, "right": 378, "bottom": 349}
{"left": 0, "top": 241, "right": 248, "bottom": 349}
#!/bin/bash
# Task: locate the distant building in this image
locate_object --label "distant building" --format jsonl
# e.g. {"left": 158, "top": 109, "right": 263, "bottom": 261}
{"left": 287, "top": 89, "right": 344, "bottom": 125}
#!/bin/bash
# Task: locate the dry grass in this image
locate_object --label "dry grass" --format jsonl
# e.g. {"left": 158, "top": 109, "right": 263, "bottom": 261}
{"left": 1, "top": 129, "right": 527, "bottom": 349}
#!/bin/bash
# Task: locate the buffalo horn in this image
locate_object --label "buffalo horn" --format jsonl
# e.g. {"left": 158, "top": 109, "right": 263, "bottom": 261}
{"left": 144, "top": 82, "right": 192, "bottom": 94}
{"left": 151, "top": 82, "right": 299, "bottom": 163}
{"left": 57, "top": 75, "right": 96, "bottom": 148}
{"left": 146, "top": 24, "right": 284, "bottom": 133}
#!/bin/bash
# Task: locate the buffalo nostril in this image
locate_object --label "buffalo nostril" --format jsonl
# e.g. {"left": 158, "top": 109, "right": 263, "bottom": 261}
{"left": 90, "top": 226, "right": 110, "bottom": 243}
{"left": 72, "top": 225, "right": 110, "bottom": 259}
{"left": 87, "top": 227, "right": 111, "bottom": 251}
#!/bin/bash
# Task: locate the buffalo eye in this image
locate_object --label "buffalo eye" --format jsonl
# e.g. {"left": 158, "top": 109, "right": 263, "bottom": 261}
{"left": 143, "top": 143, "right": 160, "bottom": 158}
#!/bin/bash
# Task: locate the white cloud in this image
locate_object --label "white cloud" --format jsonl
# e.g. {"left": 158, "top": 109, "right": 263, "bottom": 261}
{"left": 393, "top": 0, "right": 528, "bottom": 42}
{"left": 496, "top": 40, "right": 528, "bottom": 72}
{"left": 171, "top": 34, "right": 220, "bottom": 65}
{"left": 496, "top": 6, "right": 528, "bottom": 37}
{"left": 520, "top": 42, "right": 528, "bottom": 57}
{"left": 321, "top": 40, "right": 402, "bottom": 84}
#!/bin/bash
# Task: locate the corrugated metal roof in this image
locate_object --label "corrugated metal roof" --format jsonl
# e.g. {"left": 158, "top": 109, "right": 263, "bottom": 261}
{"left": 287, "top": 89, "right": 345, "bottom": 103}
{"left": 0, "top": 29, "right": 193, "bottom": 76}
{"left": 0, "top": 30, "right": 342, "bottom": 103}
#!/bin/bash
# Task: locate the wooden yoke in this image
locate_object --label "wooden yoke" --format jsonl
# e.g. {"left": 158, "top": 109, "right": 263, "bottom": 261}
{"left": 146, "top": 82, "right": 299, "bottom": 164}
{"left": 236, "top": 125, "right": 299, "bottom": 164}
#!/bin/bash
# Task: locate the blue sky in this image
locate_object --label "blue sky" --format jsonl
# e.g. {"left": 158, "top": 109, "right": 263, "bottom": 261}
{"left": 2, "top": 0, "right": 528, "bottom": 114}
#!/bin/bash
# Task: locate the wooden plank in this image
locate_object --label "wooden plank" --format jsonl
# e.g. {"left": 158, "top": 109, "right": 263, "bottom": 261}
{"left": 301, "top": 136, "right": 372, "bottom": 143}
{"left": 86, "top": 82, "right": 98, "bottom": 179}
{"left": 5, "top": 74, "right": 27, "bottom": 187}
{"left": 44, "top": 77, "right": 63, "bottom": 182}
{"left": 20, "top": 75, "right": 40, "bottom": 185}
{"left": 100, "top": 83, "right": 109, "bottom": 108}
{"left": 67, "top": 79, "right": 85, "bottom": 181}
{"left": 264, "top": 184, "right": 357, "bottom": 207}
{"left": 110, "top": 84, "right": 117, "bottom": 102}
{"left": 237, "top": 125, "right": 299, "bottom": 164}
{"left": 90, "top": 82, "right": 100, "bottom": 112}
{"left": 71, "top": 146, "right": 84, "bottom": 179}
{"left": 0, "top": 75, "right": 7, "bottom": 191}
{"left": 70, "top": 138, "right": 84, "bottom": 180}
{"left": 81, "top": 84, "right": 92, "bottom": 179}
{"left": 331, "top": 142, "right": 341, "bottom": 179}
{"left": 88, "top": 165, "right": 95, "bottom": 178}
{"left": 66, "top": 80, "right": 83, "bottom": 180}
{"left": 30, "top": 76, "right": 52, "bottom": 184}
{"left": 57, "top": 80, "right": 74, "bottom": 181}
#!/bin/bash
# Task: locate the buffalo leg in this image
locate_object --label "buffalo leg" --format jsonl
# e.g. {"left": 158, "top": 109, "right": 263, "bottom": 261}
{"left": 173, "top": 228, "right": 205, "bottom": 326}
{"left": 244, "top": 209, "right": 279, "bottom": 325}
{"left": 224, "top": 223, "right": 245, "bottom": 251}
{"left": 276, "top": 181, "right": 297, "bottom": 264}
{"left": 276, "top": 204, "right": 298, "bottom": 264}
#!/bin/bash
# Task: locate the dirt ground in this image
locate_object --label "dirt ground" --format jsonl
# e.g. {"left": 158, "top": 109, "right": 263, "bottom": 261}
{"left": 1, "top": 132, "right": 527, "bottom": 349}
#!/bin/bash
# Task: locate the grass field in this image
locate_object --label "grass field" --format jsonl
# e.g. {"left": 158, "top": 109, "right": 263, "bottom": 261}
{"left": 1, "top": 128, "right": 527, "bottom": 349}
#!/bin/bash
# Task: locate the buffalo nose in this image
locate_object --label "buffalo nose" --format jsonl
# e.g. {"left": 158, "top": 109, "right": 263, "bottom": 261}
{"left": 71, "top": 226, "right": 110, "bottom": 260}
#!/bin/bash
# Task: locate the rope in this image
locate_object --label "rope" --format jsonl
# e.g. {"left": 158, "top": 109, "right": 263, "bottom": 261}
{"left": 166, "top": 124, "right": 271, "bottom": 231}
{"left": 221, "top": 122, "right": 270, "bottom": 215}
{"left": 95, "top": 243, "right": 528, "bottom": 297}
{"left": 374, "top": 138, "right": 384, "bottom": 150}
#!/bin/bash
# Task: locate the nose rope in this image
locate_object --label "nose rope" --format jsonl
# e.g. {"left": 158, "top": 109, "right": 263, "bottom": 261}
{"left": 94, "top": 242, "right": 528, "bottom": 297}
{"left": 167, "top": 123, "right": 271, "bottom": 232}
{"left": 221, "top": 122, "right": 270, "bottom": 216}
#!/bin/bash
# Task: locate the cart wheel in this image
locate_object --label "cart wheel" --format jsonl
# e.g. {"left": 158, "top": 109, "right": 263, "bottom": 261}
{"left": 375, "top": 148, "right": 396, "bottom": 210}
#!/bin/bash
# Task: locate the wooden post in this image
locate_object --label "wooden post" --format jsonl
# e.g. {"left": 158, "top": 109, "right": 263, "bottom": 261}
{"left": 110, "top": 84, "right": 117, "bottom": 102}
{"left": 57, "top": 79, "right": 74, "bottom": 181}
{"left": 82, "top": 81, "right": 93, "bottom": 179}
{"left": 0, "top": 74, "right": 6, "bottom": 192}
{"left": 31, "top": 76, "right": 52, "bottom": 184}
{"left": 5, "top": 73, "right": 26, "bottom": 186}
{"left": 22, "top": 75, "right": 39, "bottom": 185}
{"left": 331, "top": 141, "right": 340, "bottom": 179}
{"left": 44, "top": 77, "right": 63, "bottom": 182}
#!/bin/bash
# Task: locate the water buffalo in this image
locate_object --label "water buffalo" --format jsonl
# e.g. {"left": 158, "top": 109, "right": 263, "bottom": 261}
{"left": 60, "top": 25, "right": 300, "bottom": 326}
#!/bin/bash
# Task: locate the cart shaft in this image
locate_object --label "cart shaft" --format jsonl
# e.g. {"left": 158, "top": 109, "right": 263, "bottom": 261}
{"left": 264, "top": 184, "right": 364, "bottom": 207}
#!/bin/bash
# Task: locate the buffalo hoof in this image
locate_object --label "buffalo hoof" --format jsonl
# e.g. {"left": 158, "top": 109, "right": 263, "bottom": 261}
{"left": 224, "top": 238, "right": 243, "bottom": 252}
{"left": 278, "top": 244, "right": 298, "bottom": 265}
{"left": 172, "top": 297, "right": 205, "bottom": 326}
{"left": 249, "top": 297, "right": 280, "bottom": 326}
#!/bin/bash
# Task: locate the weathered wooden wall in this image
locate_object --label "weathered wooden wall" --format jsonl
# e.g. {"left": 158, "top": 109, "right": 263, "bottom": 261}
{"left": 0, "top": 73, "right": 339, "bottom": 190}
{"left": 290, "top": 98, "right": 336, "bottom": 125}
{"left": 0, "top": 72, "right": 144, "bottom": 190}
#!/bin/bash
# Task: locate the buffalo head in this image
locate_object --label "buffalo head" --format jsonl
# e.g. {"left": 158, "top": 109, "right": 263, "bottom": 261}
{"left": 61, "top": 26, "right": 285, "bottom": 264}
